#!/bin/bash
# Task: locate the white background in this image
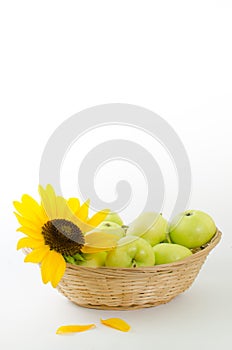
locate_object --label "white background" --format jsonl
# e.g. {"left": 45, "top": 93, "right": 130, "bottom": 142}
{"left": 0, "top": 1, "right": 232, "bottom": 349}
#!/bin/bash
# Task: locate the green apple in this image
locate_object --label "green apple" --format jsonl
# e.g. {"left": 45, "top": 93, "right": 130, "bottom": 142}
{"left": 97, "top": 221, "right": 125, "bottom": 238}
{"left": 169, "top": 210, "right": 217, "bottom": 248}
{"left": 105, "top": 212, "right": 124, "bottom": 226}
{"left": 153, "top": 243, "right": 192, "bottom": 265}
{"left": 126, "top": 212, "right": 168, "bottom": 246}
{"left": 105, "top": 236, "right": 155, "bottom": 267}
{"left": 76, "top": 251, "right": 107, "bottom": 267}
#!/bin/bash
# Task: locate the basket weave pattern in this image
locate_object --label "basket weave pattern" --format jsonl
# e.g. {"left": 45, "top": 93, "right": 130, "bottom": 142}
{"left": 57, "top": 230, "right": 221, "bottom": 310}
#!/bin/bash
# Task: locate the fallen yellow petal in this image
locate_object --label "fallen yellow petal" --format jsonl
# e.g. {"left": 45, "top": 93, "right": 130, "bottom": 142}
{"left": 100, "top": 318, "right": 131, "bottom": 332}
{"left": 56, "top": 324, "right": 96, "bottom": 334}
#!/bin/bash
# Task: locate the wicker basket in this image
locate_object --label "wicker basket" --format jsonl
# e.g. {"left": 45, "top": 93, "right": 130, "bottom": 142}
{"left": 57, "top": 229, "right": 221, "bottom": 310}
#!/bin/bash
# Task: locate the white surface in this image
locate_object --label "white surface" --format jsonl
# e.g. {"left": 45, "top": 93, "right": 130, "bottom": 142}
{"left": 0, "top": 1, "right": 232, "bottom": 349}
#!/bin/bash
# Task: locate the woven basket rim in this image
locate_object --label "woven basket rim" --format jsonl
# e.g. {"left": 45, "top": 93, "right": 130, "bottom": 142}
{"left": 65, "top": 228, "right": 221, "bottom": 272}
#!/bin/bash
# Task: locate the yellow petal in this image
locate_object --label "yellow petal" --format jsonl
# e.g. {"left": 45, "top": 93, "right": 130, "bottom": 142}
{"left": 56, "top": 195, "right": 70, "bottom": 218}
{"left": 77, "top": 222, "right": 96, "bottom": 234}
{"left": 14, "top": 213, "right": 42, "bottom": 237}
{"left": 13, "top": 201, "right": 41, "bottom": 226}
{"left": 39, "top": 185, "right": 82, "bottom": 223}
{"left": 13, "top": 194, "right": 48, "bottom": 224}
{"left": 82, "top": 231, "right": 120, "bottom": 253}
{"left": 40, "top": 250, "right": 66, "bottom": 287}
{"left": 39, "top": 184, "right": 57, "bottom": 220}
{"left": 81, "top": 246, "right": 108, "bottom": 254}
{"left": 49, "top": 251, "right": 66, "bottom": 288}
{"left": 53, "top": 196, "right": 89, "bottom": 232}
{"left": 67, "top": 198, "right": 80, "bottom": 213}
{"left": 56, "top": 324, "right": 96, "bottom": 334}
{"left": 100, "top": 318, "right": 131, "bottom": 332}
{"left": 16, "top": 226, "right": 43, "bottom": 240}
{"left": 76, "top": 199, "right": 90, "bottom": 222}
{"left": 17, "top": 237, "right": 44, "bottom": 250}
{"left": 40, "top": 250, "right": 55, "bottom": 284}
{"left": 24, "top": 245, "right": 50, "bottom": 263}
{"left": 87, "top": 209, "right": 110, "bottom": 228}
{"left": 47, "top": 194, "right": 79, "bottom": 225}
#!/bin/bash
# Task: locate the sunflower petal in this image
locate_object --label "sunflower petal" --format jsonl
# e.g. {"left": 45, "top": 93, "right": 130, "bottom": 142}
{"left": 16, "top": 226, "right": 43, "bottom": 240}
{"left": 24, "top": 245, "right": 50, "bottom": 263}
{"left": 17, "top": 237, "right": 44, "bottom": 250}
{"left": 87, "top": 209, "right": 110, "bottom": 228}
{"left": 81, "top": 246, "right": 108, "bottom": 254}
{"left": 49, "top": 251, "right": 66, "bottom": 288}
{"left": 76, "top": 199, "right": 90, "bottom": 222}
{"left": 39, "top": 184, "right": 58, "bottom": 220}
{"left": 82, "top": 232, "right": 120, "bottom": 253}
{"left": 14, "top": 194, "right": 48, "bottom": 223}
{"left": 40, "top": 250, "right": 55, "bottom": 284}
{"left": 56, "top": 324, "right": 96, "bottom": 334}
{"left": 56, "top": 196, "right": 70, "bottom": 218}
{"left": 13, "top": 201, "right": 42, "bottom": 226}
{"left": 40, "top": 250, "right": 66, "bottom": 287}
{"left": 100, "top": 318, "right": 131, "bottom": 332}
{"left": 67, "top": 198, "right": 80, "bottom": 213}
{"left": 14, "top": 212, "right": 42, "bottom": 233}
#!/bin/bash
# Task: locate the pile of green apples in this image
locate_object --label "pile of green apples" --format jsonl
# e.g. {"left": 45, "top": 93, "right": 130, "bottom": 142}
{"left": 65, "top": 210, "right": 217, "bottom": 268}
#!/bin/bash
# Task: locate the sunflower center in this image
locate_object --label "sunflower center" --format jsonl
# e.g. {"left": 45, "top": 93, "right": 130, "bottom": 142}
{"left": 41, "top": 219, "right": 85, "bottom": 256}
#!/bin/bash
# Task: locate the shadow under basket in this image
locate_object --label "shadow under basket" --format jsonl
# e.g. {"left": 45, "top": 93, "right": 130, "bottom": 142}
{"left": 57, "top": 230, "right": 221, "bottom": 310}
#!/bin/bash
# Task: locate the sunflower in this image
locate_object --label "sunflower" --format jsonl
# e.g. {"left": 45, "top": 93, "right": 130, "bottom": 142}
{"left": 14, "top": 185, "right": 119, "bottom": 287}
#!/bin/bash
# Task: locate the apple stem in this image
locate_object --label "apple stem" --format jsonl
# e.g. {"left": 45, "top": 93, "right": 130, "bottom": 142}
{"left": 122, "top": 225, "right": 129, "bottom": 233}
